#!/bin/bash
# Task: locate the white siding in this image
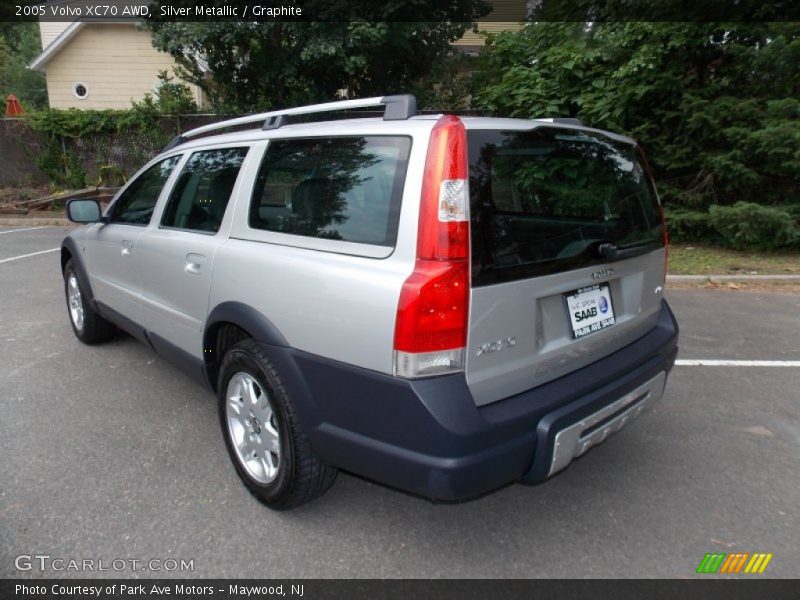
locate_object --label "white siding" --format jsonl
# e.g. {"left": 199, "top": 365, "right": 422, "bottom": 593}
{"left": 453, "top": 22, "right": 525, "bottom": 47}
{"left": 452, "top": 1, "right": 526, "bottom": 48}
{"left": 39, "top": 22, "right": 72, "bottom": 49}
{"left": 42, "top": 23, "right": 204, "bottom": 109}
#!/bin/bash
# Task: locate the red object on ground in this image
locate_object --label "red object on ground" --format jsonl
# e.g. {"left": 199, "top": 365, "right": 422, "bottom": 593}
{"left": 5, "top": 95, "right": 25, "bottom": 117}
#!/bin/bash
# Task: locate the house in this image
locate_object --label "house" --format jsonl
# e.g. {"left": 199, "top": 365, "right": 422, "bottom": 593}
{"left": 29, "top": 20, "right": 206, "bottom": 110}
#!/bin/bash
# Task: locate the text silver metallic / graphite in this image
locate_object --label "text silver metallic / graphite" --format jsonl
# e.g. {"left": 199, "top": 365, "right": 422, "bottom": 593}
{"left": 159, "top": 5, "right": 303, "bottom": 17}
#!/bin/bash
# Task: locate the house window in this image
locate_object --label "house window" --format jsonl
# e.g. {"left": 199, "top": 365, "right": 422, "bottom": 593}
{"left": 72, "top": 83, "right": 88, "bottom": 100}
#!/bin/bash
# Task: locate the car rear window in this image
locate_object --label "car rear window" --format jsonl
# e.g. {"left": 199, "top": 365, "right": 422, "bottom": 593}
{"left": 468, "top": 128, "right": 665, "bottom": 286}
{"left": 249, "top": 136, "right": 411, "bottom": 247}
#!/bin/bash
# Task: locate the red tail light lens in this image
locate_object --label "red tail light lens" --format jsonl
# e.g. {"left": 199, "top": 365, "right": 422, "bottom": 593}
{"left": 394, "top": 260, "right": 469, "bottom": 352}
{"left": 393, "top": 116, "right": 470, "bottom": 377}
{"left": 416, "top": 115, "right": 469, "bottom": 261}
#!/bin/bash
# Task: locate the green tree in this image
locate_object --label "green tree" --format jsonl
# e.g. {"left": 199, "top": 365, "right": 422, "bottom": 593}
{"left": 474, "top": 22, "right": 800, "bottom": 209}
{"left": 0, "top": 23, "right": 48, "bottom": 110}
{"left": 145, "top": 2, "right": 489, "bottom": 112}
{"left": 133, "top": 70, "right": 198, "bottom": 115}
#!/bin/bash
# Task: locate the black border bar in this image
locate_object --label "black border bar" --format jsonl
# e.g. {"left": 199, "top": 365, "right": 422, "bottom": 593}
{"left": 4, "top": 0, "right": 800, "bottom": 23}
{"left": 2, "top": 579, "right": 799, "bottom": 600}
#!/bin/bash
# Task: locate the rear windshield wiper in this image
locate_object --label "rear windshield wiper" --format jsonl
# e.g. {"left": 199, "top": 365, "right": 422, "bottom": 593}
{"left": 596, "top": 242, "right": 653, "bottom": 261}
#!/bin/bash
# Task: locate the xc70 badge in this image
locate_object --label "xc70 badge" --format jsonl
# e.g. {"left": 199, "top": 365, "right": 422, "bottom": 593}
{"left": 591, "top": 268, "right": 615, "bottom": 280}
{"left": 476, "top": 337, "right": 516, "bottom": 357}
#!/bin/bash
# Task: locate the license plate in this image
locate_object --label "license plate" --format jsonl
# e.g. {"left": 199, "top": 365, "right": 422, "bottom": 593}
{"left": 565, "top": 284, "right": 616, "bottom": 339}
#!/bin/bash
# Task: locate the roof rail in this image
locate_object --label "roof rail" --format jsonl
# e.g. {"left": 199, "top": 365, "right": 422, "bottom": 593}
{"left": 162, "top": 135, "right": 186, "bottom": 152}
{"left": 174, "top": 94, "right": 416, "bottom": 144}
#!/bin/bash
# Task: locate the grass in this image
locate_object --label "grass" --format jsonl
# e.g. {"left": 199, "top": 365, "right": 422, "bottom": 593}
{"left": 668, "top": 244, "right": 800, "bottom": 275}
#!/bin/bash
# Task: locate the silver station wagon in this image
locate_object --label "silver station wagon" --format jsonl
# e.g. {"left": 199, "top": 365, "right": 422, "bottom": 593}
{"left": 62, "top": 95, "right": 679, "bottom": 509}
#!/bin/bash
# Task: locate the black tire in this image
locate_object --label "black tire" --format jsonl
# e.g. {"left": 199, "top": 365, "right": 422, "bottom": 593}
{"left": 217, "top": 339, "right": 337, "bottom": 510}
{"left": 63, "top": 259, "right": 115, "bottom": 344}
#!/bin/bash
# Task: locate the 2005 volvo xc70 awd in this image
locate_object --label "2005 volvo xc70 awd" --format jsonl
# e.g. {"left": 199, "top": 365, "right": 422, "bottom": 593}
{"left": 62, "top": 95, "right": 678, "bottom": 509}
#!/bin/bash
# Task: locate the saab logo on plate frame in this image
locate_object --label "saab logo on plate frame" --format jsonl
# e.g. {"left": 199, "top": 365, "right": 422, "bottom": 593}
{"left": 696, "top": 552, "right": 773, "bottom": 574}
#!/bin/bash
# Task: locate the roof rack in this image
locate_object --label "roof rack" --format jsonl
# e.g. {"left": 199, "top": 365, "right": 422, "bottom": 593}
{"left": 162, "top": 94, "right": 417, "bottom": 152}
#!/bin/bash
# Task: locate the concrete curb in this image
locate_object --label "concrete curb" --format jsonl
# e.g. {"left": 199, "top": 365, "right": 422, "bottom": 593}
{"left": 0, "top": 218, "right": 72, "bottom": 227}
{"left": 668, "top": 274, "right": 800, "bottom": 282}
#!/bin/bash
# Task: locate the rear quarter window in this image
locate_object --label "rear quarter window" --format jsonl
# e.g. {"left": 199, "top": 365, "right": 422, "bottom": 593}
{"left": 249, "top": 136, "right": 411, "bottom": 247}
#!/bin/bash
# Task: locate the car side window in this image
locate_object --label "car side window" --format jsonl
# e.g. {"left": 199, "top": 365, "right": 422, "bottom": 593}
{"left": 248, "top": 136, "right": 411, "bottom": 247}
{"left": 110, "top": 156, "right": 181, "bottom": 225}
{"left": 161, "top": 147, "right": 249, "bottom": 233}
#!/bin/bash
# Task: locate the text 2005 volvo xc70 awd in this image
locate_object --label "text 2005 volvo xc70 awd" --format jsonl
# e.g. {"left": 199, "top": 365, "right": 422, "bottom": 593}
{"left": 62, "top": 95, "right": 678, "bottom": 509}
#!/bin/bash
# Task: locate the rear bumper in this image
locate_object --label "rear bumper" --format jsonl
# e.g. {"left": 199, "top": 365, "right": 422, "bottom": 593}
{"left": 269, "top": 299, "right": 679, "bottom": 501}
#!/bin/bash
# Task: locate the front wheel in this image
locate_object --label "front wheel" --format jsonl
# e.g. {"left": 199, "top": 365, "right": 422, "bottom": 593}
{"left": 63, "top": 259, "right": 115, "bottom": 344}
{"left": 218, "top": 339, "right": 337, "bottom": 509}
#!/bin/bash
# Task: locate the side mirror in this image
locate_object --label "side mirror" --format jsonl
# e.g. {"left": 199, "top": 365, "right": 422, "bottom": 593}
{"left": 66, "top": 198, "right": 103, "bottom": 223}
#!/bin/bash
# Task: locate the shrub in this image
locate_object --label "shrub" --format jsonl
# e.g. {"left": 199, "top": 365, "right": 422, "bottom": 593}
{"left": 785, "top": 203, "right": 800, "bottom": 219}
{"left": 708, "top": 202, "right": 799, "bottom": 251}
{"left": 25, "top": 104, "right": 171, "bottom": 189}
{"left": 97, "top": 164, "right": 127, "bottom": 187}
{"left": 133, "top": 70, "right": 197, "bottom": 116}
{"left": 35, "top": 136, "right": 86, "bottom": 189}
{"left": 665, "top": 209, "right": 718, "bottom": 243}
{"left": 26, "top": 106, "right": 161, "bottom": 138}
{"left": 473, "top": 23, "right": 800, "bottom": 208}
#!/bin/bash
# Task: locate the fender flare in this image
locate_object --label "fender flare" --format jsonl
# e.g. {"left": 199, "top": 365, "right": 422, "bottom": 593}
{"left": 204, "top": 301, "right": 289, "bottom": 349}
{"left": 61, "top": 236, "right": 96, "bottom": 309}
{"left": 203, "top": 301, "right": 290, "bottom": 390}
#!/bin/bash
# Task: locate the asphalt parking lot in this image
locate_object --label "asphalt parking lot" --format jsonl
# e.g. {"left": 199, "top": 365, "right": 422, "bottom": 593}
{"left": 1, "top": 226, "right": 798, "bottom": 579}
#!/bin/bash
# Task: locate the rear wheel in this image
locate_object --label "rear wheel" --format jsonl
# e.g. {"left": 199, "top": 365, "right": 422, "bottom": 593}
{"left": 63, "top": 259, "right": 115, "bottom": 344}
{"left": 218, "top": 339, "right": 337, "bottom": 509}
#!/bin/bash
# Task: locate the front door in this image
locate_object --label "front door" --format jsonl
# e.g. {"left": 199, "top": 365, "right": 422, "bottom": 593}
{"left": 85, "top": 156, "right": 182, "bottom": 325}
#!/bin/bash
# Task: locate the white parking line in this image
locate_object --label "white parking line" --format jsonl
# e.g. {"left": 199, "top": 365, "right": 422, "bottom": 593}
{"left": 0, "top": 226, "right": 50, "bottom": 235}
{"left": 0, "top": 248, "right": 59, "bottom": 264}
{"left": 676, "top": 359, "right": 800, "bottom": 367}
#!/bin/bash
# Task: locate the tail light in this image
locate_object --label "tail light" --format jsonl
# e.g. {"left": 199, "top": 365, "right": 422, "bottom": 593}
{"left": 394, "top": 115, "right": 470, "bottom": 378}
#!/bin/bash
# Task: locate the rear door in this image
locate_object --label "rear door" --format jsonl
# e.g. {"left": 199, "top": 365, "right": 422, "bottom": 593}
{"left": 137, "top": 146, "right": 251, "bottom": 358}
{"left": 465, "top": 126, "right": 667, "bottom": 405}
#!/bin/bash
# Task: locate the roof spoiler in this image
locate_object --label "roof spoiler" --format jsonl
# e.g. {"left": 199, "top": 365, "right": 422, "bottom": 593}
{"left": 537, "top": 117, "right": 585, "bottom": 126}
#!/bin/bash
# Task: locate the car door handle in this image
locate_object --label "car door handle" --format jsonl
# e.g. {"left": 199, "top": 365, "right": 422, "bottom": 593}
{"left": 121, "top": 240, "right": 134, "bottom": 257}
{"left": 184, "top": 253, "right": 206, "bottom": 275}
